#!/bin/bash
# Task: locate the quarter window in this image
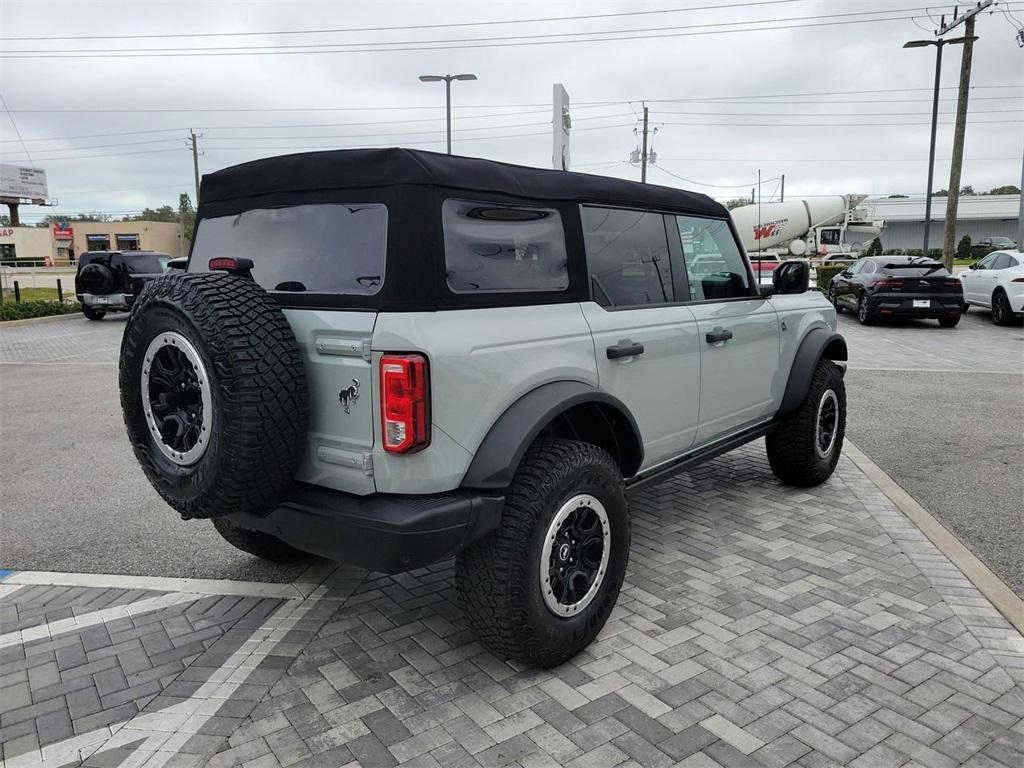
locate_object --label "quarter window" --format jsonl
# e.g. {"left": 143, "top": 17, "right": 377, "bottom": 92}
{"left": 675, "top": 215, "right": 752, "bottom": 301}
{"left": 582, "top": 207, "right": 672, "bottom": 306}
{"left": 443, "top": 199, "right": 568, "bottom": 294}
{"left": 991, "top": 253, "right": 1012, "bottom": 270}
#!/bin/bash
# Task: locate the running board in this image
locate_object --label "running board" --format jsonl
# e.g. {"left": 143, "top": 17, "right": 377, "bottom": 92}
{"left": 625, "top": 422, "right": 777, "bottom": 494}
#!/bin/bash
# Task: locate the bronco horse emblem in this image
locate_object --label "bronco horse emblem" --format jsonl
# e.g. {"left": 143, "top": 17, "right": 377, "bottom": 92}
{"left": 338, "top": 378, "right": 360, "bottom": 413}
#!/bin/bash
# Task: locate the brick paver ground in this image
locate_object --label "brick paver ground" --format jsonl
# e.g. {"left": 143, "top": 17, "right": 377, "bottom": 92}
{"left": 2, "top": 445, "right": 1021, "bottom": 768}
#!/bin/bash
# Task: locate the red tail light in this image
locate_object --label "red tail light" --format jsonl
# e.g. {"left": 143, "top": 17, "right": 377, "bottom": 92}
{"left": 944, "top": 279, "right": 961, "bottom": 288}
{"left": 1012, "top": 277, "right": 1024, "bottom": 283}
{"left": 209, "top": 257, "right": 240, "bottom": 270}
{"left": 875, "top": 279, "right": 904, "bottom": 288}
{"left": 380, "top": 354, "right": 430, "bottom": 453}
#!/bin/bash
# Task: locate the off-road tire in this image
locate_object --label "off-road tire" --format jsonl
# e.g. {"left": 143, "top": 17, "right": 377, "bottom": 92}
{"left": 212, "top": 518, "right": 307, "bottom": 562}
{"left": 766, "top": 359, "right": 846, "bottom": 487}
{"left": 992, "top": 290, "right": 1014, "bottom": 326}
{"left": 82, "top": 305, "right": 106, "bottom": 321}
{"left": 857, "top": 294, "right": 874, "bottom": 325}
{"left": 456, "top": 439, "right": 629, "bottom": 667}
{"left": 938, "top": 315, "right": 961, "bottom": 328}
{"left": 119, "top": 272, "right": 307, "bottom": 520}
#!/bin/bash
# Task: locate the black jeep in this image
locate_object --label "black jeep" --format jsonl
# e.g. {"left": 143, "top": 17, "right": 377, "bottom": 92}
{"left": 75, "top": 250, "right": 174, "bottom": 320}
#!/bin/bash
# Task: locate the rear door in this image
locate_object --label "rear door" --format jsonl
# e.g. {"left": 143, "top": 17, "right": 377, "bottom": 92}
{"left": 671, "top": 215, "right": 781, "bottom": 445}
{"left": 189, "top": 202, "right": 388, "bottom": 495}
{"left": 579, "top": 206, "right": 701, "bottom": 468}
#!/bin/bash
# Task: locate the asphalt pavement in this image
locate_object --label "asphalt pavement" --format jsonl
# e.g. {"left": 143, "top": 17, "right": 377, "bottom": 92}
{"left": 1, "top": 306, "right": 1021, "bottom": 594}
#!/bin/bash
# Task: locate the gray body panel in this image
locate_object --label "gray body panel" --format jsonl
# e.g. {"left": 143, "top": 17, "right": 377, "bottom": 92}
{"left": 288, "top": 289, "right": 837, "bottom": 496}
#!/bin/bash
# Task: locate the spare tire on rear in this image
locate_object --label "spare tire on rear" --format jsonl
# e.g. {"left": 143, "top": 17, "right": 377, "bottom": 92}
{"left": 78, "top": 262, "right": 115, "bottom": 295}
{"left": 119, "top": 272, "right": 308, "bottom": 520}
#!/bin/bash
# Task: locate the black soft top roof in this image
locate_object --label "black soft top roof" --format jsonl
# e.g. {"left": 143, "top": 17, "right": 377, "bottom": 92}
{"left": 199, "top": 147, "right": 726, "bottom": 218}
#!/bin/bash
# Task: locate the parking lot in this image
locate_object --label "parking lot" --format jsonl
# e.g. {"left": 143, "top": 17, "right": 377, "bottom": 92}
{"left": 1, "top": 309, "right": 1022, "bottom": 767}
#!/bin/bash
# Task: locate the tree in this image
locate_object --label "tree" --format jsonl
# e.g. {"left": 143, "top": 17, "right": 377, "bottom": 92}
{"left": 984, "top": 185, "right": 1020, "bottom": 195}
{"left": 886, "top": 194, "right": 909, "bottom": 199}
{"left": 178, "top": 193, "right": 196, "bottom": 238}
{"left": 933, "top": 188, "right": 948, "bottom": 196}
{"left": 0, "top": 215, "right": 9, "bottom": 227}
{"left": 959, "top": 185, "right": 975, "bottom": 196}
{"left": 957, "top": 234, "right": 972, "bottom": 260}
{"left": 865, "top": 237, "right": 883, "bottom": 257}
{"left": 125, "top": 205, "right": 177, "bottom": 222}
{"left": 723, "top": 198, "right": 749, "bottom": 210}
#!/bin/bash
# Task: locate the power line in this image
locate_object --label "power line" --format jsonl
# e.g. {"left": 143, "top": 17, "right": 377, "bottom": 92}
{"left": 0, "top": 9, "right": 979, "bottom": 58}
{"left": 0, "top": 90, "right": 36, "bottom": 166}
{"left": 0, "top": 0, "right": 807, "bottom": 41}
{"left": 653, "top": 166, "right": 782, "bottom": 188}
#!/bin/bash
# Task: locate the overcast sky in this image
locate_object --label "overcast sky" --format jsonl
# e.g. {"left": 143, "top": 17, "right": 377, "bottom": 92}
{"left": 1, "top": 0, "right": 1022, "bottom": 224}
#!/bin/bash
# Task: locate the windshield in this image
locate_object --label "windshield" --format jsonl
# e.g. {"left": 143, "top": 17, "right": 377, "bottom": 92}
{"left": 121, "top": 253, "right": 170, "bottom": 274}
{"left": 189, "top": 203, "right": 387, "bottom": 294}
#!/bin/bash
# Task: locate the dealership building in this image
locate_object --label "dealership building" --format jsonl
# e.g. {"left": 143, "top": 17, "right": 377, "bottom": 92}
{"left": 866, "top": 194, "right": 1021, "bottom": 251}
{"left": 0, "top": 220, "right": 188, "bottom": 264}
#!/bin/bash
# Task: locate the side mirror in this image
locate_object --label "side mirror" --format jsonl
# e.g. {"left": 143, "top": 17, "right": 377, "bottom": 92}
{"left": 969, "top": 262, "right": 979, "bottom": 270}
{"left": 773, "top": 260, "right": 810, "bottom": 294}
{"left": 758, "top": 283, "right": 775, "bottom": 298}
{"left": 840, "top": 270, "right": 852, "bottom": 278}
{"left": 166, "top": 257, "right": 188, "bottom": 271}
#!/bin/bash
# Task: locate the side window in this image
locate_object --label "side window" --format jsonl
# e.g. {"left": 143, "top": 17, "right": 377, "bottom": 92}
{"left": 582, "top": 207, "right": 672, "bottom": 306}
{"left": 675, "top": 215, "right": 752, "bottom": 302}
{"left": 992, "top": 253, "right": 1011, "bottom": 270}
{"left": 976, "top": 253, "right": 996, "bottom": 270}
{"left": 820, "top": 229, "right": 841, "bottom": 246}
{"left": 861, "top": 260, "right": 876, "bottom": 275}
{"left": 443, "top": 199, "right": 568, "bottom": 294}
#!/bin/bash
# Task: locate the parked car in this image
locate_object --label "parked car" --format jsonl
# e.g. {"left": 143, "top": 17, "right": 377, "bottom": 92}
{"left": 970, "top": 237, "right": 1017, "bottom": 259}
{"left": 828, "top": 255, "right": 963, "bottom": 327}
{"left": 960, "top": 250, "right": 1024, "bottom": 325}
{"left": 118, "top": 148, "right": 847, "bottom": 667}
{"left": 74, "top": 250, "right": 173, "bottom": 320}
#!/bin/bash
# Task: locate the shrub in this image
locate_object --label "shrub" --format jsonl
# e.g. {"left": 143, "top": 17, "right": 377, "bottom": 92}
{"left": 815, "top": 264, "right": 848, "bottom": 293}
{"left": 883, "top": 248, "right": 905, "bottom": 255}
{"left": 865, "top": 237, "right": 884, "bottom": 257}
{"left": 0, "top": 300, "right": 80, "bottom": 322}
{"left": 957, "top": 235, "right": 972, "bottom": 260}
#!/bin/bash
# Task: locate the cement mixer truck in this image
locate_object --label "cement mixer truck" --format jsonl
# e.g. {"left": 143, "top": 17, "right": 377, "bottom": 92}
{"left": 730, "top": 195, "right": 884, "bottom": 280}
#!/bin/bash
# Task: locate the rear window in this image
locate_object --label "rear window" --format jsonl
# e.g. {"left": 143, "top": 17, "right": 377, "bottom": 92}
{"left": 189, "top": 204, "right": 387, "bottom": 294}
{"left": 121, "top": 253, "right": 170, "bottom": 274}
{"left": 442, "top": 199, "right": 568, "bottom": 294}
{"left": 881, "top": 261, "right": 948, "bottom": 277}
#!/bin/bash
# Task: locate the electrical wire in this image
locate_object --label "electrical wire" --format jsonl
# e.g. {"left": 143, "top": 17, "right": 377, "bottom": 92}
{"left": 0, "top": 10, "right": 975, "bottom": 58}
{"left": 0, "top": 90, "right": 36, "bottom": 166}
{"left": 653, "top": 166, "right": 780, "bottom": 188}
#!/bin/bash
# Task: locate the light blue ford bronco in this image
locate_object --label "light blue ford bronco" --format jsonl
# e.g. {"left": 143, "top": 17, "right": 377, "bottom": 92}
{"left": 119, "top": 148, "right": 847, "bottom": 666}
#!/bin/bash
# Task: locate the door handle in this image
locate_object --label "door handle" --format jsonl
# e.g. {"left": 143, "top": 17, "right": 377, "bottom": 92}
{"left": 705, "top": 327, "right": 733, "bottom": 344}
{"left": 606, "top": 339, "right": 645, "bottom": 359}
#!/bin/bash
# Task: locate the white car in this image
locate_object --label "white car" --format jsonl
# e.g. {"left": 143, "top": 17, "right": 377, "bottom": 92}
{"left": 959, "top": 250, "right": 1024, "bottom": 325}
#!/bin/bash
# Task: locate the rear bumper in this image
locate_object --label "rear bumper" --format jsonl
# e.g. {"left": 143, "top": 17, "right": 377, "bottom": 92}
{"left": 869, "top": 293, "right": 962, "bottom": 318}
{"left": 79, "top": 292, "right": 134, "bottom": 310}
{"left": 228, "top": 484, "right": 504, "bottom": 574}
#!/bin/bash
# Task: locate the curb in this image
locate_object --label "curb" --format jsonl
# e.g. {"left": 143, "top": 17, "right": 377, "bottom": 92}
{"left": 845, "top": 439, "right": 1024, "bottom": 636}
{"left": 1, "top": 312, "right": 82, "bottom": 328}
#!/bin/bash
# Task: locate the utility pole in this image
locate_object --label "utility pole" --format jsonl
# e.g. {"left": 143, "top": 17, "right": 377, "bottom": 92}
{"left": 189, "top": 130, "right": 201, "bottom": 203}
{"left": 640, "top": 105, "right": 650, "bottom": 184}
{"left": 780, "top": 174, "right": 785, "bottom": 202}
{"left": 937, "top": 1, "right": 991, "bottom": 269}
{"left": 1018, "top": 142, "right": 1024, "bottom": 248}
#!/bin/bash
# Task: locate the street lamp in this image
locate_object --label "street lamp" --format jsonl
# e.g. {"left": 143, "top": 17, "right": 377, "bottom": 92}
{"left": 903, "top": 36, "right": 976, "bottom": 256}
{"left": 418, "top": 73, "right": 478, "bottom": 155}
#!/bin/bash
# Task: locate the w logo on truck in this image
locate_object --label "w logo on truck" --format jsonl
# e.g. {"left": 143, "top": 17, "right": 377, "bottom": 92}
{"left": 753, "top": 219, "right": 787, "bottom": 240}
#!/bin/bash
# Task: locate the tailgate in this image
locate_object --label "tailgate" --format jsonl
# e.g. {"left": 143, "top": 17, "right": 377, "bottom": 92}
{"left": 883, "top": 275, "right": 961, "bottom": 294}
{"left": 284, "top": 308, "right": 377, "bottom": 495}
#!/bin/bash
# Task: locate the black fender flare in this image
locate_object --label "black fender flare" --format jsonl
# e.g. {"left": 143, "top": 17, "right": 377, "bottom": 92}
{"left": 777, "top": 327, "right": 848, "bottom": 416}
{"left": 460, "top": 381, "right": 643, "bottom": 490}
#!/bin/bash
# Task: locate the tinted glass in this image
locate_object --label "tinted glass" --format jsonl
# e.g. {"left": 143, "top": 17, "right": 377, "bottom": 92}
{"left": 991, "top": 253, "right": 1012, "bottom": 269}
{"left": 861, "top": 261, "right": 876, "bottom": 274}
{"left": 120, "top": 253, "right": 170, "bottom": 274}
{"left": 977, "top": 253, "right": 997, "bottom": 269}
{"left": 820, "top": 229, "right": 841, "bottom": 245}
{"left": 443, "top": 199, "right": 568, "bottom": 294}
{"left": 190, "top": 204, "right": 387, "bottom": 294}
{"left": 675, "top": 215, "right": 751, "bottom": 301}
{"left": 880, "top": 260, "right": 948, "bottom": 277}
{"left": 582, "top": 207, "right": 672, "bottom": 306}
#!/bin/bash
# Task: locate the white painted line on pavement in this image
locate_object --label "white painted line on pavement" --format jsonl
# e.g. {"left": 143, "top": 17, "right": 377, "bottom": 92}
{"left": 5, "top": 570, "right": 312, "bottom": 600}
{"left": 0, "top": 591, "right": 198, "bottom": 649}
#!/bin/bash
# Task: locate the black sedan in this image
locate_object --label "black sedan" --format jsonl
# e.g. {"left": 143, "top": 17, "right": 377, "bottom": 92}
{"left": 970, "top": 237, "right": 1017, "bottom": 258}
{"left": 828, "top": 256, "right": 964, "bottom": 327}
